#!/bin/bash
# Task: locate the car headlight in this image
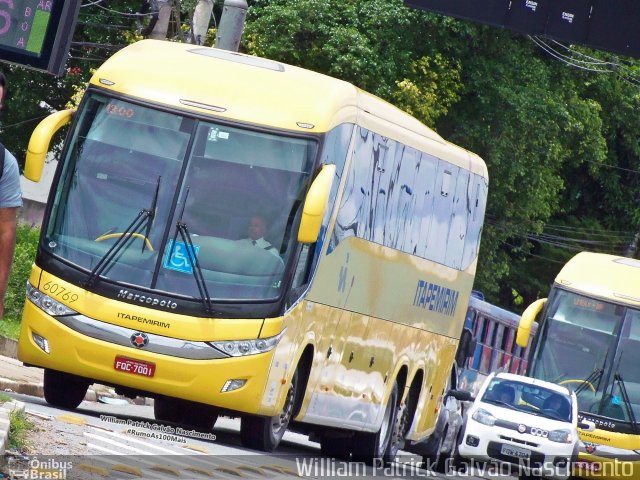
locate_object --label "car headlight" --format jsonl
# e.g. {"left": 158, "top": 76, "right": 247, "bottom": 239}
{"left": 210, "top": 328, "right": 286, "bottom": 357}
{"left": 472, "top": 408, "right": 496, "bottom": 426}
{"left": 26, "top": 282, "right": 77, "bottom": 316}
{"left": 548, "top": 429, "right": 573, "bottom": 444}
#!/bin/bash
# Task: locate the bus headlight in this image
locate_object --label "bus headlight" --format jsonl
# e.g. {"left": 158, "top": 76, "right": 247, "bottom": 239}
{"left": 472, "top": 408, "right": 496, "bottom": 426}
{"left": 210, "top": 329, "right": 286, "bottom": 357}
{"left": 548, "top": 429, "right": 573, "bottom": 443}
{"left": 26, "top": 282, "right": 77, "bottom": 317}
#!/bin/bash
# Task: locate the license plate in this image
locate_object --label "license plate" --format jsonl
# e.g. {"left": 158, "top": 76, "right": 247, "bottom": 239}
{"left": 501, "top": 444, "right": 531, "bottom": 459}
{"left": 114, "top": 356, "right": 155, "bottom": 377}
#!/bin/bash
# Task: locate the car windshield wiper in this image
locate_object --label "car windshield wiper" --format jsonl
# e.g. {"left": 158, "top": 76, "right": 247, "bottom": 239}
{"left": 168, "top": 188, "right": 214, "bottom": 314}
{"left": 85, "top": 176, "right": 161, "bottom": 289}
{"left": 613, "top": 372, "right": 639, "bottom": 435}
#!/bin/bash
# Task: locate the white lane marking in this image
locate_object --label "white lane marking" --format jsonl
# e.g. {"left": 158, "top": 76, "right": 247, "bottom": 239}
{"left": 89, "top": 426, "right": 187, "bottom": 454}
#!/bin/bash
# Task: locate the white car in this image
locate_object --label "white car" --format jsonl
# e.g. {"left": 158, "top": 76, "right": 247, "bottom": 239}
{"left": 452, "top": 372, "right": 590, "bottom": 479}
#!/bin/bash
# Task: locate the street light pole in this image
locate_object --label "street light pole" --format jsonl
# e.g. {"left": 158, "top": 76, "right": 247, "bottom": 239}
{"left": 215, "top": 0, "right": 248, "bottom": 52}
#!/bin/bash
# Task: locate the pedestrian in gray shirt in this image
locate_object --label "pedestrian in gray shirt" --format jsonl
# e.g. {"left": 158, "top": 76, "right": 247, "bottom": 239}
{"left": 0, "top": 72, "right": 23, "bottom": 319}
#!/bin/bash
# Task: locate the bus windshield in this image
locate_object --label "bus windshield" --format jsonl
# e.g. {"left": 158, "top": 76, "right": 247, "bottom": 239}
{"left": 44, "top": 93, "right": 317, "bottom": 303}
{"left": 529, "top": 289, "right": 640, "bottom": 421}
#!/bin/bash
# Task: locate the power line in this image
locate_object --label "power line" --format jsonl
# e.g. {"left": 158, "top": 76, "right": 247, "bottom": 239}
{"left": 486, "top": 220, "right": 631, "bottom": 255}
{"left": 500, "top": 239, "right": 567, "bottom": 264}
{"left": 529, "top": 35, "right": 640, "bottom": 88}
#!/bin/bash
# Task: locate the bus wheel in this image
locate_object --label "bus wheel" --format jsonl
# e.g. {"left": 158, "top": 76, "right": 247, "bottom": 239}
{"left": 43, "top": 369, "right": 89, "bottom": 409}
{"left": 422, "top": 426, "right": 448, "bottom": 473}
{"left": 240, "top": 370, "right": 299, "bottom": 452}
{"left": 352, "top": 382, "right": 400, "bottom": 465}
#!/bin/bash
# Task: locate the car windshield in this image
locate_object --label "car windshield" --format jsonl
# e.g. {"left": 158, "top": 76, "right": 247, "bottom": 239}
{"left": 44, "top": 93, "right": 317, "bottom": 303}
{"left": 482, "top": 378, "right": 573, "bottom": 423}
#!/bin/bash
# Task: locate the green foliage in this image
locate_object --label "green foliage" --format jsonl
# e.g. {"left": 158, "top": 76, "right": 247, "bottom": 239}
{"left": 8, "top": 408, "right": 35, "bottom": 451}
{"left": 2, "top": 225, "right": 39, "bottom": 339}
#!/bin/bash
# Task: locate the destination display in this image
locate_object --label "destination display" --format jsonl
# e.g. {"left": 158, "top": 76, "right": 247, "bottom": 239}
{"left": 0, "top": 0, "right": 81, "bottom": 75}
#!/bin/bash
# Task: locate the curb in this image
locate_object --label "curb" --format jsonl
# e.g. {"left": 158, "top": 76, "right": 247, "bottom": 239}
{"left": 0, "top": 378, "right": 42, "bottom": 398}
{"left": 0, "top": 400, "right": 26, "bottom": 456}
{"left": 0, "top": 337, "right": 17, "bottom": 359}
{"left": 0, "top": 376, "right": 153, "bottom": 406}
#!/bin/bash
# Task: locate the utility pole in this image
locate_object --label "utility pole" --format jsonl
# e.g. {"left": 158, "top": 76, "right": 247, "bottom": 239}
{"left": 192, "top": 0, "right": 214, "bottom": 45}
{"left": 215, "top": 0, "right": 248, "bottom": 52}
{"left": 148, "top": 1, "right": 173, "bottom": 40}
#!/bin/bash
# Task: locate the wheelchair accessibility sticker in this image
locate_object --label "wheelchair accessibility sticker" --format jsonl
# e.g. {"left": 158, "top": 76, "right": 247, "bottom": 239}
{"left": 164, "top": 240, "right": 200, "bottom": 274}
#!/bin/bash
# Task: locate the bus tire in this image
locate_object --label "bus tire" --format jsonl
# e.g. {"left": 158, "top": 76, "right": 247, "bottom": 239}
{"left": 43, "top": 369, "right": 89, "bottom": 409}
{"left": 240, "top": 370, "right": 299, "bottom": 452}
{"left": 352, "top": 382, "right": 400, "bottom": 465}
{"left": 422, "top": 426, "right": 448, "bottom": 473}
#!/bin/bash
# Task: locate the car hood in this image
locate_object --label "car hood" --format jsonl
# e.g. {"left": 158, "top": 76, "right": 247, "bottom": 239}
{"left": 472, "top": 402, "right": 576, "bottom": 431}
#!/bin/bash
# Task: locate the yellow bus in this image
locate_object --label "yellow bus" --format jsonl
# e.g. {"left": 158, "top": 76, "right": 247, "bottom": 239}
{"left": 517, "top": 252, "right": 640, "bottom": 478}
{"left": 18, "top": 39, "right": 488, "bottom": 460}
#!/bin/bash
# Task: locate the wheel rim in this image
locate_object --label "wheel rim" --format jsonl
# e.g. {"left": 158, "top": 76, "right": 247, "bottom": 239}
{"left": 272, "top": 382, "right": 296, "bottom": 435}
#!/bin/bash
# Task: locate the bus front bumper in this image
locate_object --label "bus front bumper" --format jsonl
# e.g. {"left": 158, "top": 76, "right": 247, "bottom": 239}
{"left": 18, "top": 301, "right": 279, "bottom": 416}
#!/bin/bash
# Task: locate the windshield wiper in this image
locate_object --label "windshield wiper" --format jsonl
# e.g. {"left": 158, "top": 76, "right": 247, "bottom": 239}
{"left": 613, "top": 372, "right": 639, "bottom": 434}
{"left": 574, "top": 367, "right": 605, "bottom": 396}
{"left": 168, "top": 188, "right": 214, "bottom": 314}
{"left": 84, "top": 176, "right": 161, "bottom": 290}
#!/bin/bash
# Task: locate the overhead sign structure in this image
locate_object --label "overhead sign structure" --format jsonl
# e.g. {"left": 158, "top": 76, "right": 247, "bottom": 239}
{"left": 0, "top": 0, "right": 81, "bottom": 75}
{"left": 405, "top": 0, "right": 640, "bottom": 60}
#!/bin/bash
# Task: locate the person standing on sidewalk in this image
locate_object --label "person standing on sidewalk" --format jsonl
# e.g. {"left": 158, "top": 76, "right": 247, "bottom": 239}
{"left": 0, "top": 72, "right": 23, "bottom": 319}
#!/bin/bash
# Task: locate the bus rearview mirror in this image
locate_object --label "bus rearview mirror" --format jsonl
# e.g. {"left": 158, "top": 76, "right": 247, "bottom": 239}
{"left": 25, "top": 109, "right": 75, "bottom": 182}
{"left": 298, "top": 164, "right": 336, "bottom": 244}
{"left": 578, "top": 420, "right": 596, "bottom": 432}
{"left": 516, "top": 298, "right": 546, "bottom": 348}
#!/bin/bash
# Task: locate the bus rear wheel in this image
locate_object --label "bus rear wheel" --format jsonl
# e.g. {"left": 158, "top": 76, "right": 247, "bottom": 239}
{"left": 240, "top": 370, "right": 299, "bottom": 452}
{"left": 43, "top": 369, "right": 90, "bottom": 409}
{"left": 352, "top": 382, "right": 400, "bottom": 465}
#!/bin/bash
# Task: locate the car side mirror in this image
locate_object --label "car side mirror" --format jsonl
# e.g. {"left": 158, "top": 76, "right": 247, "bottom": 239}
{"left": 578, "top": 420, "right": 596, "bottom": 432}
{"left": 447, "top": 389, "right": 475, "bottom": 402}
